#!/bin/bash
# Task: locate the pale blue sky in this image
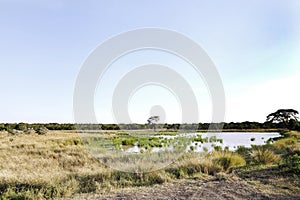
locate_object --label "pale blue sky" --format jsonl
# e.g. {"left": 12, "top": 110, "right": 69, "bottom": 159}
{"left": 0, "top": 0, "right": 300, "bottom": 123}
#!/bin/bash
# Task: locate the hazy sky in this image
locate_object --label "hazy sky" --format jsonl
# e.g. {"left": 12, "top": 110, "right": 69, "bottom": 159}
{"left": 0, "top": 0, "right": 300, "bottom": 123}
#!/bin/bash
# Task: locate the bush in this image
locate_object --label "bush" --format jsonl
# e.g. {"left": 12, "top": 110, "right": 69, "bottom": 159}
{"left": 36, "top": 127, "right": 49, "bottom": 135}
{"left": 24, "top": 128, "right": 36, "bottom": 134}
{"left": 283, "top": 154, "right": 300, "bottom": 173}
{"left": 297, "top": 125, "right": 300, "bottom": 132}
{"left": 8, "top": 129, "right": 23, "bottom": 135}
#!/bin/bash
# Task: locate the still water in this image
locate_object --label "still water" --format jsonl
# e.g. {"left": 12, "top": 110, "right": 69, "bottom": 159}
{"left": 126, "top": 132, "right": 281, "bottom": 153}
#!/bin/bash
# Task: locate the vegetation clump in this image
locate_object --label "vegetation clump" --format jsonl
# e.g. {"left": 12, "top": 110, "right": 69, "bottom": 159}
{"left": 211, "top": 151, "right": 246, "bottom": 171}
{"left": 250, "top": 148, "right": 280, "bottom": 164}
{"left": 36, "top": 127, "right": 49, "bottom": 135}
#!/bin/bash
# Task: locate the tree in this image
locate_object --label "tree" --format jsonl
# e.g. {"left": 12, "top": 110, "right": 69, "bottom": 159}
{"left": 266, "top": 109, "right": 299, "bottom": 129}
{"left": 147, "top": 116, "right": 160, "bottom": 131}
{"left": 0, "top": 124, "right": 5, "bottom": 131}
{"left": 16, "top": 123, "right": 27, "bottom": 131}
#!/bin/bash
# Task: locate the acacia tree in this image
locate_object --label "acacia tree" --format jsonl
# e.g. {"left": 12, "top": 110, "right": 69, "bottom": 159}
{"left": 147, "top": 116, "right": 160, "bottom": 131}
{"left": 266, "top": 109, "right": 299, "bottom": 129}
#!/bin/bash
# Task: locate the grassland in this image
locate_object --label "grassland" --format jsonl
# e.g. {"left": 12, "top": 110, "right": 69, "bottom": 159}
{"left": 0, "top": 130, "right": 299, "bottom": 199}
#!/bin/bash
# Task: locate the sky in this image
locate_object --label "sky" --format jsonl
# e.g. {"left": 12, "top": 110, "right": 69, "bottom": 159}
{"left": 0, "top": 0, "right": 300, "bottom": 123}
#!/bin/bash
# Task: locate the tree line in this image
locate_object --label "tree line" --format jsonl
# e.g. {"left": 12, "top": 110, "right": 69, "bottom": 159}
{"left": 1, "top": 109, "right": 298, "bottom": 132}
{"left": 0, "top": 121, "right": 299, "bottom": 132}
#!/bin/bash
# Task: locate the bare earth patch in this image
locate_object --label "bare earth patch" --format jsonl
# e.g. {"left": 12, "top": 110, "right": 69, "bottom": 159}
{"left": 68, "top": 173, "right": 300, "bottom": 200}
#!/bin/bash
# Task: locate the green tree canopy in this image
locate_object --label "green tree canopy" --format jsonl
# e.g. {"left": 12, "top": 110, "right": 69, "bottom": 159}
{"left": 266, "top": 109, "right": 299, "bottom": 129}
{"left": 147, "top": 116, "right": 160, "bottom": 131}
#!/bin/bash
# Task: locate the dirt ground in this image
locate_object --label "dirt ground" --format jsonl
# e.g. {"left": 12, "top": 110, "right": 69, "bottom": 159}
{"left": 67, "top": 167, "right": 300, "bottom": 200}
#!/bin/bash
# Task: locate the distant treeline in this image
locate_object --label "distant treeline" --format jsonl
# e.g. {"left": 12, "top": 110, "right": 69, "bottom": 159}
{"left": 0, "top": 121, "right": 299, "bottom": 131}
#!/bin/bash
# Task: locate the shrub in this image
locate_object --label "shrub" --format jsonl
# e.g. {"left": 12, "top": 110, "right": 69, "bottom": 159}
{"left": 283, "top": 154, "right": 300, "bottom": 173}
{"left": 36, "top": 127, "right": 49, "bottom": 135}
{"left": 8, "top": 129, "right": 23, "bottom": 135}
{"left": 24, "top": 128, "right": 36, "bottom": 134}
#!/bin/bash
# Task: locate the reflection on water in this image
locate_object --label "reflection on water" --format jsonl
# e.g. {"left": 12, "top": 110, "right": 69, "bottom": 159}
{"left": 124, "top": 132, "right": 281, "bottom": 153}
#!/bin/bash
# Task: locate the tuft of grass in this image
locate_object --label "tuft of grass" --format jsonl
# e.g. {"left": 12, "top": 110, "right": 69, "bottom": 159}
{"left": 273, "top": 137, "right": 297, "bottom": 149}
{"left": 166, "top": 154, "right": 222, "bottom": 177}
{"left": 250, "top": 148, "right": 280, "bottom": 165}
{"left": 209, "top": 136, "right": 217, "bottom": 143}
{"left": 211, "top": 151, "right": 246, "bottom": 171}
{"left": 121, "top": 138, "right": 136, "bottom": 146}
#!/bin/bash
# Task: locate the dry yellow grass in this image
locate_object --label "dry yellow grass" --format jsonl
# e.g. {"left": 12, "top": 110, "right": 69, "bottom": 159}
{"left": 2, "top": 130, "right": 297, "bottom": 199}
{"left": 0, "top": 131, "right": 103, "bottom": 182}
{"left": 0, "top": 130, "right": 247, "bottom": 199}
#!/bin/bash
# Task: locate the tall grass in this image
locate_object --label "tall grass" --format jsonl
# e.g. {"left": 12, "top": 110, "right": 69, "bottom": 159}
{"left": 211, "top": 151, "right": 246, "bottom": 171}
{"left": 250, "top": 149, "right": 280, "bottom": 165}
{"left": 0, "top": 130, "right": 245, "bottom": 199}
{"left": 1, "top": 130, "right": 297, "bottom": 199}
